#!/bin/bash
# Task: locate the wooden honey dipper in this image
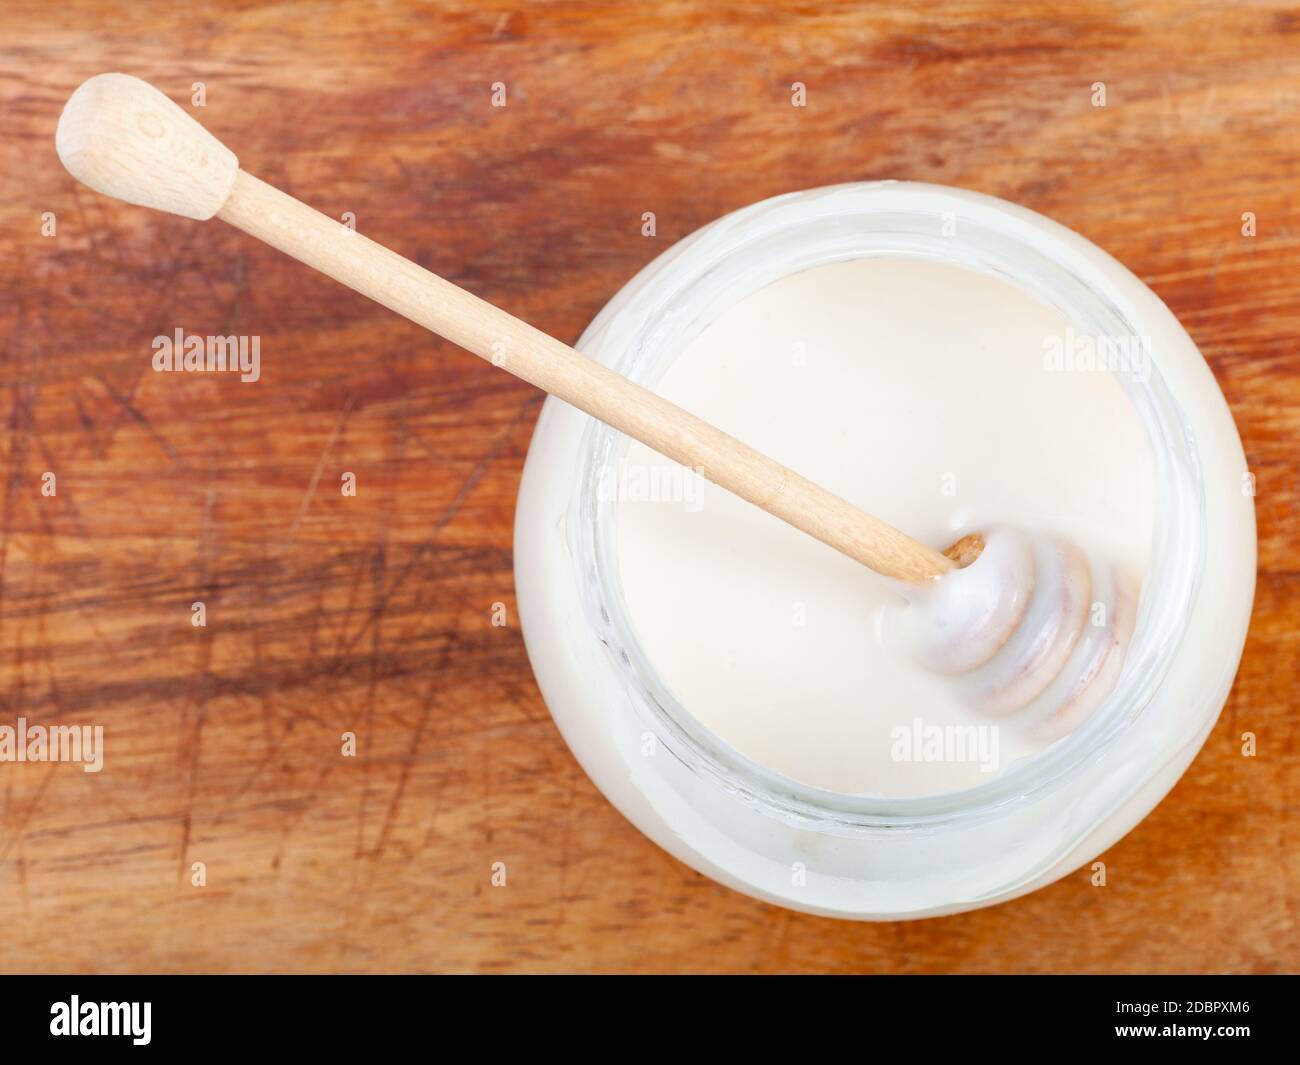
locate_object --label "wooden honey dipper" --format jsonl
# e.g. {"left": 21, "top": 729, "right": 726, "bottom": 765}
{"left": 55, "top": 73, "right": 1135, "bottom": 739}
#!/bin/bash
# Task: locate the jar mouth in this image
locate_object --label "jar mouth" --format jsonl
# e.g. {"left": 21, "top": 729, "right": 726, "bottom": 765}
{"left": 571, "top": 182, "right": 1206, "bottom": 831}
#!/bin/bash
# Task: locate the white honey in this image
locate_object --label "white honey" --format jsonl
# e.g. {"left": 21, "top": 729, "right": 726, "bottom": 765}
{"left": 613, "top": 257, "right": 1155, "bottom": 796}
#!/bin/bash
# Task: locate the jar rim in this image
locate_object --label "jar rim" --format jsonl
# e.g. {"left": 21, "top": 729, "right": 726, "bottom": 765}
{"left": 571, "top": 181, "right": 1206, "bottom": 831}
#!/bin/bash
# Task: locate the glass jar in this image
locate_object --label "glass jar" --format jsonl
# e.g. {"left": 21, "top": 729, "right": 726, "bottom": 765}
{"left": 514, "top": 182, "right": 1255, "bottom": 919}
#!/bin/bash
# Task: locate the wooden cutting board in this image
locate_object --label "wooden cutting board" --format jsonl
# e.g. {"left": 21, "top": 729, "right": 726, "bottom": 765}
{"left": 0, "top": 0, "right": 1296, "bottom": 973}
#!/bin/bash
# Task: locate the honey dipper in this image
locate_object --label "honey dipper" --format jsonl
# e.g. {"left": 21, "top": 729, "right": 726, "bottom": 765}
{"left": 55, "top": 73, "right": 1136, "bottom": 740}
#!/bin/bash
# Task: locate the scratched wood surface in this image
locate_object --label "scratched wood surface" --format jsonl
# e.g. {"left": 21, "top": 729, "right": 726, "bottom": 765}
{"left": 0, "top": 1, "right": 1297, "bottom": 974}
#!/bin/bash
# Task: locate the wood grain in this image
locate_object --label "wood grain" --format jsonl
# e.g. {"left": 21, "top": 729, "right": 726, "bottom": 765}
{"left": 1, "top": 0, "right": 1297, "bottom": 973}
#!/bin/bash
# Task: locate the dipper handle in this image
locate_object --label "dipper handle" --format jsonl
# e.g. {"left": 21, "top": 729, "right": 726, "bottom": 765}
{"left": 57, "top": 73, "right": 957, "bottom": 584}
